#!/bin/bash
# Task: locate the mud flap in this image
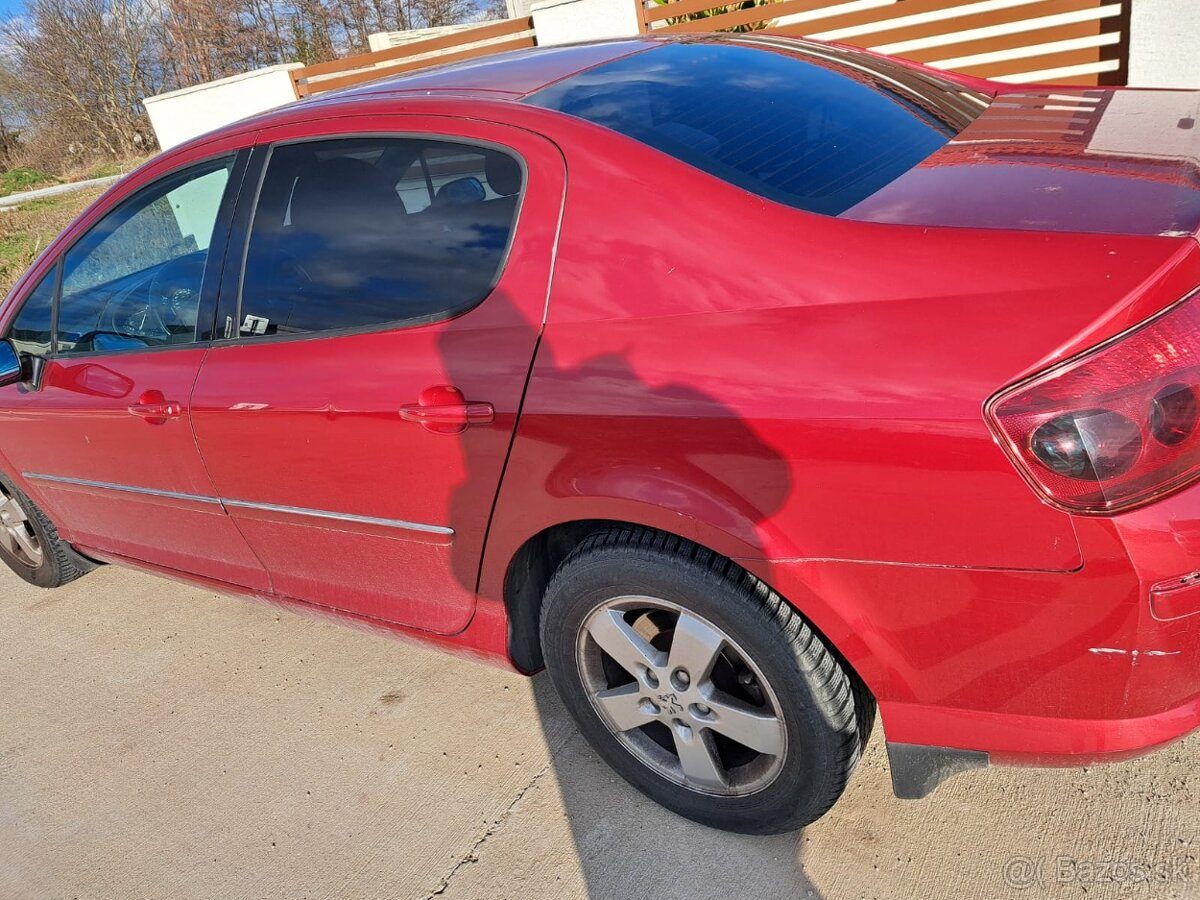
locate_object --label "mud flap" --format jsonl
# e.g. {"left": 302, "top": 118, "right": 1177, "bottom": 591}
{"left": 887, "top": 741, "right": 989, "bottom": 799}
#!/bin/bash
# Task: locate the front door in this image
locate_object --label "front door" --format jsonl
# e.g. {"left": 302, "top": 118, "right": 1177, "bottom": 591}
{"left": 0, "top": 150, "right": 269, "bottom": 590}
{"left": 189, "top": 118, "right": 564, "bottom": 633}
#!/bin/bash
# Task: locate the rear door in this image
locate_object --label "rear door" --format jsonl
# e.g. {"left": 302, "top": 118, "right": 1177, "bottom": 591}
{"left": 0, "top": 145, "right": 269, "bottom": 588}
{"left": 189, "top": 116, "right": 564, "bottom": 633}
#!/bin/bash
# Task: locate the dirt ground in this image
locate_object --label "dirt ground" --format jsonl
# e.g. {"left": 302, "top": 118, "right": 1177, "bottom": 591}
{"left": 1, "top": 563, "right": 1197, "bottom": 900}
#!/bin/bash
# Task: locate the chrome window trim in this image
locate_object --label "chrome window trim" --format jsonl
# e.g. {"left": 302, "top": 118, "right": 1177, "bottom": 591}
{"left": 22, "top": 472, "right": 453, "bottom": 537}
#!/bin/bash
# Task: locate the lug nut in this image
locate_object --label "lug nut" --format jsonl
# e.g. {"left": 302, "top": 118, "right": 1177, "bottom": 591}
{"left": 641, "top": 667, "right": 660, "bottom": 689}
{"left": 690, "top": 703, "right": 711, "bottom": 717}
{"left": 640, "top": 698, "right": 660, "bottom": 715}
{"left": 671, "top": 668, "right": 691, "bottom": 691}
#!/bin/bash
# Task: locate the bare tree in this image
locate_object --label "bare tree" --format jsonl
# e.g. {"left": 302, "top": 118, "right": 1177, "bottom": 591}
{"left": 0, "top": 0, "right": 491, "bottom": 173}
{"left": 2, "top": 0, "right": 163, "bottom": 161}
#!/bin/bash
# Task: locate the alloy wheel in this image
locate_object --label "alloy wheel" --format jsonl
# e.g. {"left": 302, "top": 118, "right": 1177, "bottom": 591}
{"left": 0, "top": 483, "right": 42, "bottom": 568}
{"left": 575, "top": 595, "right": 787, "bottom": 796}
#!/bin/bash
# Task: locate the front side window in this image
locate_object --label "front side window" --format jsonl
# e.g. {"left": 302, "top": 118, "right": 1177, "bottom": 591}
{"left": 527, "top": 38, "right": 989, "bottom": 216}
{"left": 7, "top": 266, "right": 56, "bottom": 357}
{"left": 56, "top": 159, "right": 233, "bottom": 354}
{"left": 238, "top": 137, "right": 523, "bottom": 337}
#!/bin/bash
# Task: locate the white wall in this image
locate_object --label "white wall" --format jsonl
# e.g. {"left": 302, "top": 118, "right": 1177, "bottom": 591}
{"left": 365, "top": 20, "right": 537, "bottom": 74}
{"left": 530, "top": 0, "right": 641, "bottom": 46}
{"left": 143, "top": 63, "right": 303, "bottom": 152}
{"left": 367, "top": 22, "right": 482, "bottom": 52}
{"left": 1129, "top": 0, "right": 1200, "bottom": 88}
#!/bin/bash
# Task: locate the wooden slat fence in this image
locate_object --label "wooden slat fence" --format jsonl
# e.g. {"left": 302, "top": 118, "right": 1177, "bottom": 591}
{"left": 290, "top": 1, "right": 1131, "bottom": 99}
{"left": 640, "top": 0, "right": 1129, "bottom": 85}
{"left": 291, "top": 16, "right": 537, "bottom": 98}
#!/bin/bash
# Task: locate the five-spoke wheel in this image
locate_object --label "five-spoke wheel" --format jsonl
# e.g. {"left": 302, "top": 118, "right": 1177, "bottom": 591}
{"left": 541, "top": 527, "right": 874, "bottom": 834}
{"left": 0, "top": 480, "right": 42, "bottom": 568}
{"left": 578, "top": 597, "right": 786, "bottom": 795}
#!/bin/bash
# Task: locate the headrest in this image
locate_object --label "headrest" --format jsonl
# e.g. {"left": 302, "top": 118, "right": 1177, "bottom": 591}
{"left": 289, "top": 157, "right": 405, "bottom": 230}
{"left": 484, "top": 151, "right": 523, "bottom": 197}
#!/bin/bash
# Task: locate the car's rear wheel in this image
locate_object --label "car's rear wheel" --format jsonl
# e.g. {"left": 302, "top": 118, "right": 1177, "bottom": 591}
{"left": 539, "top": 526, "right": 873, "bottom": 834}
{"left": 0, "top": 475, "right": 93, "bottom": 588}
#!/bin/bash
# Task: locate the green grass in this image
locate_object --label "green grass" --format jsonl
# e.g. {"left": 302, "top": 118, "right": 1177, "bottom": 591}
{"left": 0, "top": 231, "right": 41, "bottom": 290}
{"left": 0, "top": 166, "right": 60, "bottom": 197}
{"left": 0, "top": 188, "right": 103, "bottom": 294}
{"left": 85, "top": 161, "right": 124, "bottom": 179}
{"left": 0, "top": 198, "right": 66, "bottom": 265}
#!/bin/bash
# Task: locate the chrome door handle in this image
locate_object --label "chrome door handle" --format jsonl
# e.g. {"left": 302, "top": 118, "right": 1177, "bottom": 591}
{"left": 128, "top": 390, "right": 183, "bottom": 423}
{"left": 399, "top": 385, "right": 494, "bottom": 435}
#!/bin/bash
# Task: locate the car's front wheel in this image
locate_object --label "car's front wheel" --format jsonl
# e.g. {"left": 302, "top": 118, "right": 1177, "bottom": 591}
{"left": 540, "top": 526, "right": 874, "bottom": 834}
{"left": 0, "top": 475, "right": 93, "bottom": 588}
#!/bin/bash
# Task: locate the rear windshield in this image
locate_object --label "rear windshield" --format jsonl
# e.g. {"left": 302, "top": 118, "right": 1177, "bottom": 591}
{"left": 526, "top": 38, "right": 990, "bottom": 216}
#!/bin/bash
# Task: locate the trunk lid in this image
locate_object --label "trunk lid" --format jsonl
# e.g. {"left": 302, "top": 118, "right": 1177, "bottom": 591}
{"left": 842, "top": 87, "right": 1200, "bottom": 238}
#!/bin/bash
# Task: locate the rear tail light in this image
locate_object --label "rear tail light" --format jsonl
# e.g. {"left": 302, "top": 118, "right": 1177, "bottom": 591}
{"left": 986, "top": 288, "right": 1200, "bottom": 515}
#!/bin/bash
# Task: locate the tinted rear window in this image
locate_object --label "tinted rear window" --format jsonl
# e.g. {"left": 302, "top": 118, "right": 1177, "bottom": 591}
{"left": 527, "top": 38, "right": 989, "bottom": 216}
{"left": 239, "top": 137, "right": 522, "bottom": 337}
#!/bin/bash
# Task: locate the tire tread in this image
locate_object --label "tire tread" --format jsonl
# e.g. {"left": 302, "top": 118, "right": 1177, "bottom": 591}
{"left": 0, "top": 475, "right": 91, "bottom": 588}
{"left": 541, "top": 524, "right": 875, "bottom": 830}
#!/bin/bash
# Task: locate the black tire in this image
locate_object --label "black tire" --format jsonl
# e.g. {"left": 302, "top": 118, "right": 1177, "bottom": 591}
{"left": 539, "top": 526, "right": 873, "bottom": 834}
{"left": 0, "top": 473, "right": 94, "bottom": 588}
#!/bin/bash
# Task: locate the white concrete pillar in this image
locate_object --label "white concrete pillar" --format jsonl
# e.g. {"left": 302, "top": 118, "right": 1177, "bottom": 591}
{"left": 143, "top": 63, "right": 303, "bottom": 151}
{"left": 1128, "top": 0, "right": 1200, "bottom": 88}
{"left": 368, "top": 23, "right": 482, "bottom": 53}
{"left": 531, "top": 0, "right": 643, "bottom": 47}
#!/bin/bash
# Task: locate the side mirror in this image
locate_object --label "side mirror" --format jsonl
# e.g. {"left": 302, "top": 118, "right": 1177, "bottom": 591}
{"left": 0, "top": 341, "right": 20, "bottom": 388}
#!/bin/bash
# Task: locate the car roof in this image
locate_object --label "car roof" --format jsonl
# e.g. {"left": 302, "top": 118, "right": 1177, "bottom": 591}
{"left": 203, "top": 33, "right": 946, "bottom": 144}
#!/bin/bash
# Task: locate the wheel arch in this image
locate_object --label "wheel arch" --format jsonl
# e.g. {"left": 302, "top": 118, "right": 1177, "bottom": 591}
{"left": 499, "top": 516, "right": 880, "bottom": 717}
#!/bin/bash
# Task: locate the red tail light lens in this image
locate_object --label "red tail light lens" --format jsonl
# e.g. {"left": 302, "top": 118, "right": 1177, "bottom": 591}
{"left": 987, "top": 289, "right": 1200, "bottom": 514}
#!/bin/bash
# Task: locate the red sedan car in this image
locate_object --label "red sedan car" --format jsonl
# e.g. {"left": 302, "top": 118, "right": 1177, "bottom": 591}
{"left": 1, "top": 34, "right": 1198, "bottom": 834}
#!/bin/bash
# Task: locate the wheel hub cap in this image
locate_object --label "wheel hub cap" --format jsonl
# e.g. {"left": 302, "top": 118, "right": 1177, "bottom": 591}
{"left": 576, "top": 596, "right": 787, "bottom": 797}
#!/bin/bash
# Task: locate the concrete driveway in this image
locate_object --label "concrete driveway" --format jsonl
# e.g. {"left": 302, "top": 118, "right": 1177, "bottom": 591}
{"left": 1, "top": 564, "right": 1197, "bottom": 899}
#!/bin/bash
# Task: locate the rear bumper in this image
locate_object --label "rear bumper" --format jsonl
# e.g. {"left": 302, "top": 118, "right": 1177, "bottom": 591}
{"left": 881, "top": 696, "right": 1200, "bottom": 768}
{"left": 881, "top": 692, "right": 1199, "bottom": 798}
{"left": 758, "top": 479, "right": 1200, "bottom": 770}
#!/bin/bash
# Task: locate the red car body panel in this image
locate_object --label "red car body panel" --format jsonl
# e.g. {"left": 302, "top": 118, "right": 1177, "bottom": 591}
{"left": 1, "top": 37, "right": 1199, "bottom": 773}
{"left": 187, "top": 113, "right": 565, "bottom": 634}
{"left": 0, "top": 348, "right": 271, "bottom": 589}
{"left": 0, "top": 132, "right": 272, "bottom": 590}
{"left": 473, "top": 98, "right": 1200, "bottom": 764}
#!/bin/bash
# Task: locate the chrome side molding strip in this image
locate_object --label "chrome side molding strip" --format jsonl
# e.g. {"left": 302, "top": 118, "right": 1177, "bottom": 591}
{"left": 22, "top": 472, "right": 454, "bottom": 537}
{"left": 221, "top": 498, "right": 454, "bottom": 536}
{"left": 24, "top": 472, "right": 222, "bottom": 505}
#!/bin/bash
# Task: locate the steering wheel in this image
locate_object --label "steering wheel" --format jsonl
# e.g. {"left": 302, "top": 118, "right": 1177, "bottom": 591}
{"left": 101, "top": 256, "right": 205, "bottom": 344}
